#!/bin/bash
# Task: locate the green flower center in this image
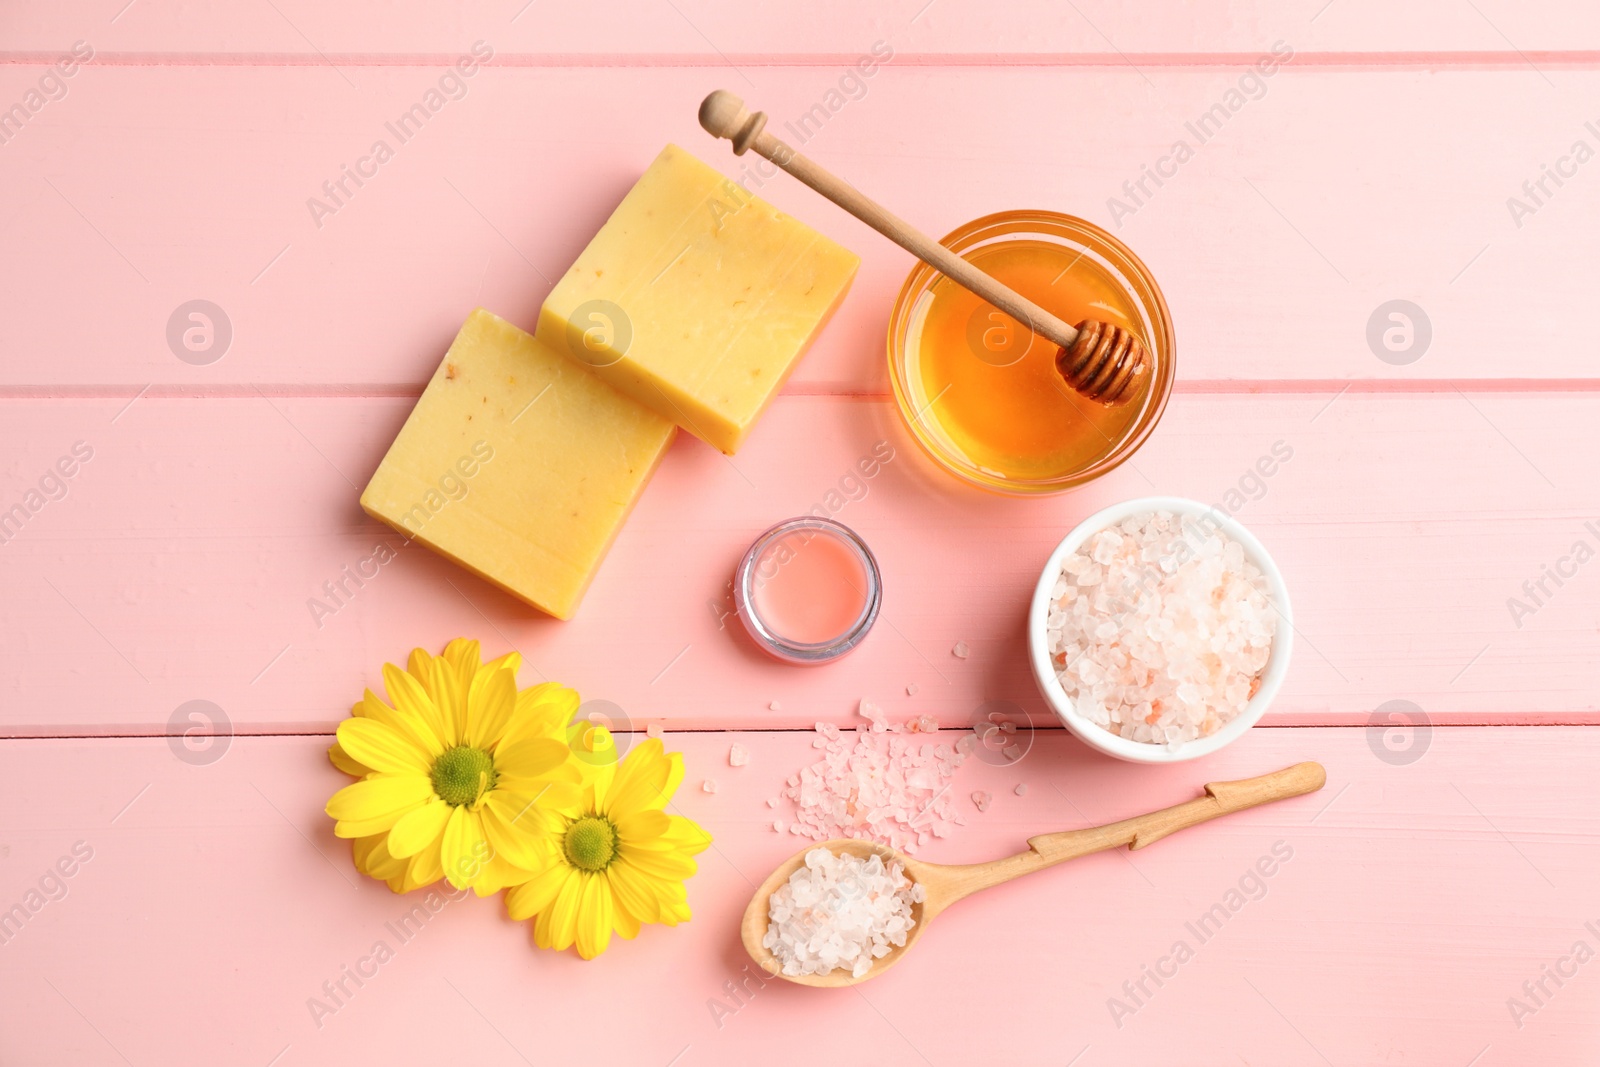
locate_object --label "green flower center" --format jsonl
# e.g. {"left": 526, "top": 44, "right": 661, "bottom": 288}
{"left": 563, "top": 816, "right": 618, "bottom": 872}
{"left": 430, "top": 746, "right": 497, "bottom": 807}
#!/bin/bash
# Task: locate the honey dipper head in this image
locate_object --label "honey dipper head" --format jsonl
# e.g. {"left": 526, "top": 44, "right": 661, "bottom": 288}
{"left": 698, "top": 91, "right": 747, "bottom": 137}
{"left": 1057, "top": 319, "right": 1149, "bottom": 405}
{"left": 699, "top": 90, "right": 767, "bottom": 154}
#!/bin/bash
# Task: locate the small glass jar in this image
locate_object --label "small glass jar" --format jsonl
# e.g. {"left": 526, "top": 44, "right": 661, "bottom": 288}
{"left": 734, "top": 517, "right": 882, "bottom": 665}
{"left": 887, "top": 210, "right": 1175, "bottom": 495}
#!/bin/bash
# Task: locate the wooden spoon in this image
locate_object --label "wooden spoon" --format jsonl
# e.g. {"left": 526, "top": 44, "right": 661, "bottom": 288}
{"left": 741, "top": 761, "right": 1325, "bottom": 987}
{"left": 699, "top": 89, "right": 1151, "bottom": 405}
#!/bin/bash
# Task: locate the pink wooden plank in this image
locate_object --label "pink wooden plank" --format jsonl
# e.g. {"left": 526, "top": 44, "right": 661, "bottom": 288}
{"left": 0, "top": 729, "right": 1593, "bottom": 1065}
{"left": 1, "top": 64, "right": 1596, "bottom": 390}
{"left": 7, "top": 0, "right": 1600, "bottom": 57}
{"left": 1, "top": 391, "right": 1591, "bottom": 734}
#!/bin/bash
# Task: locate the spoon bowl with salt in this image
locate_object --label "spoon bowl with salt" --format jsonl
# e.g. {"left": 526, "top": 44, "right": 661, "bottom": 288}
{"left": 741, "top": 761, "right": 1325, "bottom": 987}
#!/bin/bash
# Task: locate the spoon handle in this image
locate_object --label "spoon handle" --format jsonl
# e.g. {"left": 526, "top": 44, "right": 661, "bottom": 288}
{"left": 697, "top": 89, "right": 1082, "bottom": 352}
{"left": 1029, "top": 761, "right": 1327, "bottom": 863}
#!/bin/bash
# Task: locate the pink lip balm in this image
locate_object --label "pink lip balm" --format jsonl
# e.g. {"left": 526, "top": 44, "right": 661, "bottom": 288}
{"left": 734, "top": 517, "right": 882, "bottom": 665}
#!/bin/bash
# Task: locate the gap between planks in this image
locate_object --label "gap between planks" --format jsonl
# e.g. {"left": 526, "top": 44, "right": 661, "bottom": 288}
{"left": 7, "top": 379, "right": 1600, "bottom": 401}
{"left": 2, "top": 722, "right": 1594, "bottom": 743}
{"left": 7, "top": 50, "right": 1600, "bottom": 70}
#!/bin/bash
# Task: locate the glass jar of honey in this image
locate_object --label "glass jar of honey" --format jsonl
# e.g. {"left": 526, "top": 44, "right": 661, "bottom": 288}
{"left": 887, "top": 210, "right": 1175, "bottom": 495}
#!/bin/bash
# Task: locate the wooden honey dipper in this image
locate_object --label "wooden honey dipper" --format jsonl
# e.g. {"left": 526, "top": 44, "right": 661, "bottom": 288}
{"left": 699, "top": 89, "right": 1150, "bottom": 405}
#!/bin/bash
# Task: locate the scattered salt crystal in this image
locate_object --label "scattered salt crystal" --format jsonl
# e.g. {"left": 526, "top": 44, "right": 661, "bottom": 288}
{"left": 971, "top": 791, "right": 992, "bottom": 812}
{"left": 763, "top": 848, "right": 922, "bottom": 979}
{"left": 769, "top": 701, "right": 781, "bottom": 711}
{"left": 773, "top": 819, "right": 786, "bottom": 833}
{"left": 952, "top": 641, "right": 970, "bottom": 659}
{"left": 702, "top": 779, "right": 718, "bottom": 794}
{"left": 906, "top": 683, "right": 919, "bottom": 696}
{"left": 774, "top": 712, "right": 972, "bottom": 853}
{"left": 1014, "top": 783, "right": 1028, "bottom": 797}
{"left": 729, "top": 743, "right": 750, "bottom": 767}
{"left": 1043, "top": 510, "right": 1277, "bottom": 750}
{"left": 1003, "top": 744, "right": 1021, "bottom": 761}
{"left": 646, "top": 722, "right": 664, "bottom": 739}
{"left": 766, "top": 797, "right": 779, "bottom": 808}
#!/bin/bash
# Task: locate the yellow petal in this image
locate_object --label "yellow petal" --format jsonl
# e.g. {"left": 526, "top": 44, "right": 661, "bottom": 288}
{"left": 583, "top": 756, "right": 617, "bottom": 811}
{"left": 536, "top": 869, "right": 585, "bottom": 951}
{"left": 504, "top": 683, "right": 581, "bottom": 747}
{"left": 496, "top": 779, "right": 584, "bottom": 815}
{"left": 614, "top": 809, "right": 671, "bottom": 846}
{"left": 575, "top": 871, "right": 613, "bottom": 959}
{"left": 326, "top": 774, "right": 432, "bottom": 824}
{"left": 429, "top": 656, "right": 468, "bottom": 748}
{"left": 387, "top": 798, "right": 453, "bottom": 858}
{"left": 355, "top": 689, "right": 445, "bottom": 760}
{"left": 406, "top": 838, "right": 444, "bottom": 891}
{"left": 333, "top": 807, "right": 426, "bottom": 840}
{"left": 495, "top": 737, "right": 568, "bottom": 780}
{"left": 336, "top": 718, "right": 431, "bottom": 775}
{"left": 467, "top": 667, "right": 516, "bottom": 749}
{"left": 384, "top": 663, "right": 452, "bottom": 750}
{"left": 352, "top": 834, "right": 403, "bottom": 880}
{"left": 620, "top": 814, "right": 712, "bottom": 855}
{"left": 659, "top": 812, "right": 716, "bottom": 857}
{"left": 473, "top": 851, "right": 539, "bottom": 896}
{"left": 483, "top": 650, "right": 522, "bottom": 677}
{"left": 327, "top": 742, "right": 369, "bottom": 778}
{"left": 479, "top": 803, "right": 543, "bottom": 871}
{"left": 612, "top": 900, "right": 642, "bottom": 940}
{"left": 606, "top": 859, "right": 663, "bottom": 925}
{"left": 442, "top": 638, "right": 482, "bottom": 676}
{"left": 507, "top": 863, "right": 570, "bottom": 921}
{"left": 441, "top": 806, "right": 488, "bottom": 888}
{"left": 603, "top": 740, "right": 679, "bottom": 817}
{"left": 619, "top": 846, "right": 698, "bottom": 882}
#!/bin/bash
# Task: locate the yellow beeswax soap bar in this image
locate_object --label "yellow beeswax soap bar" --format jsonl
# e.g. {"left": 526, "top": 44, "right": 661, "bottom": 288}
{"left": 360, "top": 309, "right": 676, "bottom": 620}
{"left": 536, "top": 144, "right": 859, "bottom": 455}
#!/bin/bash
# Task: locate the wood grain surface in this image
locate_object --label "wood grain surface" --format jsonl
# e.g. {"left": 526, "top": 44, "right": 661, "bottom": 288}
{"left": 2, "top": 3, "right": 1597, "bottom": 1063}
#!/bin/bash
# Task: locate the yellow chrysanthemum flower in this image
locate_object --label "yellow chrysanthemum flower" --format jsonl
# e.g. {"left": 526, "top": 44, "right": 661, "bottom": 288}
{"left": 505, "top": 738, "right": 711, "bottom": 959}
{"left": 326, "top": 639, "right": 582, "bottom": 896}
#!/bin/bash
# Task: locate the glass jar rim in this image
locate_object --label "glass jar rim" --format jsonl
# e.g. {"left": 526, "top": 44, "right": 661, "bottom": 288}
{"left": 886, "top": 209, "right": 1176, "bottom": 495}
{"left": 733, "top": 516, "right": 882, "bottom": 665}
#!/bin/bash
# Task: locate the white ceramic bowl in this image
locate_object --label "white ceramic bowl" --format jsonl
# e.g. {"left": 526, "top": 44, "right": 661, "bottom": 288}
{"left": 1028, "top": 496, "right": 1293, "bottom": 763}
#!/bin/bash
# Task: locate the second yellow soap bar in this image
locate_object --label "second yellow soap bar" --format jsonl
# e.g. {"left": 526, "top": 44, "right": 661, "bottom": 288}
{"left": 361, "top": 309, "right": 676, "bottom": 620}
{"left": 537, "top": 144, "right": 859, "bottom": 455}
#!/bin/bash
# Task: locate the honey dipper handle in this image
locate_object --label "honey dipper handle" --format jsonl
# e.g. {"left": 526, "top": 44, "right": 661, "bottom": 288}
{"left": 698, "top": 89, "right": 1082, "bottom": 351}
{"left": 1027, "top": 762, "right": 1327, "bottom": 865}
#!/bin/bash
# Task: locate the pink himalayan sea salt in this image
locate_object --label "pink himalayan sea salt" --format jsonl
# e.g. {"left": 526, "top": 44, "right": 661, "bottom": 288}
{"left": 766, "top": 705, "right": 973, "bottom": 854}
{"left": 1044, "top": 510, "right": 1276, "bottom": 749}
{"left": 764, "top": 848, "right": 924, "bottom": 979}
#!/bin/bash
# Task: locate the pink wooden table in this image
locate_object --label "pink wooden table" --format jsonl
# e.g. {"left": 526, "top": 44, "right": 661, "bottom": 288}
{"left": 4, "top": 2, "right": 1599, "bottom": 1063}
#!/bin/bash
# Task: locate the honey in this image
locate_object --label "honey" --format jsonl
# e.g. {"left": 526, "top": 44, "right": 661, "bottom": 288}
{"left": 888, "top": 211, "right": 1174, "bottom": 495}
